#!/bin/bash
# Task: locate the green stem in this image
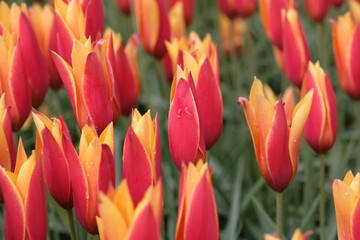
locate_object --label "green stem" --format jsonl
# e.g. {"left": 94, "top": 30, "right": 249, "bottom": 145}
{"left": 246, "top": 19, "right": 256, "bottom": 80}
{"left": 319, "top": 154, "right": 325, "bottom": 240}
{"left": 303, "top": 144, "right": 313, "bottom": 212}
{"left": 276, "top": 192, "right": 284, "bottom": 239}
{"left": 316, "top": 23, "right": 325, "bottom": 66}
{"left": 155, "top": 60, "right": 169, "bottom": 101}
{"left": 67, "top": 209, "right": 77, "bottom": 240}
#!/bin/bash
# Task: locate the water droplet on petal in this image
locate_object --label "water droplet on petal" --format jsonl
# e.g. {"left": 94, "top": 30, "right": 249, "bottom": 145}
{"left": 184, "top": 106, "right": 194, "bottom": 119}
{"left": 176, "top": 109, "right": 182, "bottom": 119}
{"left": 85, "top": 192, "right": 89, "bottom": 199}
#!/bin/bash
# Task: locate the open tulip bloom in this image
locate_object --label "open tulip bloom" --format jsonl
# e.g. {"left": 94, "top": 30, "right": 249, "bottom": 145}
{"left": 238, "top": 78, "right": 313, "bottom": 192}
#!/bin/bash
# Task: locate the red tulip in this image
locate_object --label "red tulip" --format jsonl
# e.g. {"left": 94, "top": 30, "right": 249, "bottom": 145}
{"left": 0, "top": 140, "right": 47, "bottom": 240}
{"left": 218, "top": 0, "right": 257, "bottom": 18}
{"left": 169, "top": 0, "right": 194, "bottom": 25}
{"left": 123, "top": 109, "right": 161, "bottom": 205}
{"left": 168, "top": 66, "right": 206, "bottom": 170}
{"left": 116, "top": 0, "right": 131, "bottom": 15}
{"left": 175, "top": 160, "right": 219, "bottom": 240}
{"left": 282, "top": 8, "right": 311, "bottom": 87}
{"left": 32, "top": 110, "right": 73, "bottom": 209}
{"left": 301, "top": 61, "right": 337, "bottom": 154}
{"left": 64, "top": 122, "right": 115, "bottom": 234}
{"left": 304, "top": 0, "right": 330, "bottom": 22}
{"left": 332, "top": 0, "right": 345, "bottom": 8}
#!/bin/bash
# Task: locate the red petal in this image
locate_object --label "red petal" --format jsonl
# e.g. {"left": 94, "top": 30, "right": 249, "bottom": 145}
{"left": 154, "top": 114, "right": 162, "bottom": 179}
{"left": 184, "top": 173, "right": 219, "bottom": 240}
{"left": 42, "top": 128, "right": 72, "bottom": 209}
{"left": 84, "top": 0, "right": 104, "bottom": 40}
{"left": 26, "top": 159, "right": 48, "bottom": 240}
{"left": 350, "top": 25, "right": 360, "bottom": 98}
{"left": 168, "top": 79, "right": 201, "bottom": 170}
{"left": 98, "top": 144, "right": 115, "bottom": 194}
{"left": 123, "top": 126, "right": 153, "bottom": 205}
{"left": 152, "top": 0, "right": 170, "bottom": 58}
{"left": 196, "top": 60, "right": 223, "bottom": 149}
{"left": 3, "top": 106, "right": 16, "bottom": 171}
{"left": 54, "top": 12, "right": 75, "bottom": 64}
{"left": 351, "top": 199, "right": 360, "bottom": 239}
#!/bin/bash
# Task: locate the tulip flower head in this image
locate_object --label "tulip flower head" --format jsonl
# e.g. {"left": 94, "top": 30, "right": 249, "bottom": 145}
{"left": 168, "top": 66, "right": 206, "bottom": 170}
{"left": 219, "top": 14, "right": 246, "bottom": 57}
{"left": 51, "top": 38, "right": 115, "bottom": 134}
{"left": 304, "top": 0, "right": 330, "bottom": 22}
{"left": 123, "top": 109, "right": 161, "bottom": 205}
{"left": 168, "top": 1, "right": 187, "bottom": 39}
{"left": 218, "top": 0, "right": 257, "bottom": 19}
{"left": 332, "top": 0, "right": 345, "bottom": 8}
{"left": 332, "top": 171, "right": 360, "bottom": 240}
{"left": 134, "top": 0, "right": 170, "bottom": 58}
{"left": 32, "top": 110, "right": 74, "bottom": 209}
{"left": 169, "top": 0, "right": 194, "bottom": 26}
{"left": 0, "top": 141, "right": 47, "bottom": 240}
{"left": 175, "top": 160, "right": 219, "bottom": 240}
{"left": 116, "top": 0, "right": 131, "bottom": 15}
{"left": 282, "top": 8, "right": 311, "bottom": 87}
{"left": 167, "top": 32, "right": 223, "bottom": 149}
{"left": 96, "top": 179, "right": 163, "bottom": 240}
{"left": 238, "top": 78, "right": 313, "bottom": 192}
{"left": 332, "top": 13, "right": 360, "bottom": 99}
{"left": 301, "top": 61, "right": 337, "bottom": 154}
{"left": 65, "top": 122, "right": 115, "bottom": 234}
{"left": 264, "top": 229, "right": 312, "bottom": 240}
{"left": 0, "top": 94, "right": 15, "bottom": 172}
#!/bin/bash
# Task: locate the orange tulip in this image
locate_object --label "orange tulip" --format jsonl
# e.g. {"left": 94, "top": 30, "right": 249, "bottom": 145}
{"left": 134, "top": 0, "right": 170, "bottom": 58}
{"left": 169, "top": 0, "right": 194, "bottom": 26}
{"left": 122, "top": 109, "right": 161, "bottom": 205}
{"left": 0, "top": 140, "right": 47, "bottom": 240}
{"left": 238, "top": 78, "right": 313, "bottom": 192}
{"left": 304, "top": 0, "right": 330, "bottom": 22}
{"left": 175, "top": 160, "right": 219, "bottom": 240}
{"left": 51, "top": 37, "right": 117, "bottom": 133}
{"left": 301, "top": 62, "right": 337, "bottom": 154}
{"left": 282, "top": 8, "right": 311, "bottom": 87}
{"left": 332, "top": 171, "right": 360, "bottom": 240}
{"left": 32, "top": 110, "right": 73, "bottom": 209}
{"left": 167, "top": 32, "right": 223, "bottom": 149}
{"left": 168, "top": 66, "right": 206, "bottom": 170}
{"left": 219, "top": 14, "right": 246, "bottom": 57}
{"left": 264, "top": 229, "right": 312, "bottom": 240}
{"left": 0, "top": 94, "right": 16, "bottom": 171}
{"left": 332, "top": 13, "right": 360, "bottom": 99}
{"left": 65, "top": 122, "right": 115, "bottom": 234}
{"left": 168, "top": 1, "right": 186, "bottom": 39}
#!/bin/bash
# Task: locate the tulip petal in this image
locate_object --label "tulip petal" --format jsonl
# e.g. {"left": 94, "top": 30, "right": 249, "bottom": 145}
{"left": 54, "top": 10, "right": 75, "bottom": 64}
{"left": 154, "top": 115, "right": 162, "bottom": 179}
{"left": 84, "top": 0, "right": 104, "bottom": 40}
{"left": 151, "top": 0, "right": 170, "bottom": 58}
{"left": 98, "top": 144, "right": 115, "bottom": 195}
{"left": 123, "top": 126, "right": 153, "bottom": 205}
{"left": 351, "top": 198, "right": 360, "bottom": 239}
{"left": 0, "top": 168, "right": 26, "bottom": 240}
{"left": 349, "top": 25, "right": 360, "bottom": 98}
{"left": 82, "top": 52, "right": 112, "bottom": 134}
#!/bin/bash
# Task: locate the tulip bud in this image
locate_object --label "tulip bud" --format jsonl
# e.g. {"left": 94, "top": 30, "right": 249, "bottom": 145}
{"left": 304, "top": 0, "right": 330, "bottom": 22}
{"left": 233, "top": 17, "right": 246, "bottom": 56}
{"left": 175, "top": 160, "right": 219, "bottom": 240}
{"left": 123, "top": 109, "right": 161, "bottom": 205}
{"left": 134, "top": 0, "right": 170, "bottom": 58}
{"left": 51, "top": 38, "right": 115, "bottom": 133}
{"left": 264, "top": 229, "right": 312, "bottom": 240}
{"left": 332, "top": 171, "right": 360, "bottom": 240}
{"left": 219, "top": 13, "right": 232, "bottom": 57}
{"left": 169, "top": 0, "right": 194, "bottom": 26}
{"left": 0, "top": 28, "right": 31, "bottom": 130}
{"left": 167, "top": 32, "right": 223, "bottom": 149}
{"left": 259, "top": 0, "right": 295, "bottom": 49}
{"left": 168, "top": 1, "right": 186, "bottom": 39}
{"left": 168, "top": 66, "right": 206, "bottom": 170}
{"left": 301, "top": 62, "right": 337, "bottom": 154}
{"left": 116, "top": 0, "right": 131, "bottom": 15}
{"left": 32, "top": 110, "right": 73, "bottom": 209}
{"left": 218, "top": 0, "right": 257, "bottom": 18}
{"left": 332, "top": 13, "right": 360, "bottom": 99}
{"left": 64, "top": 122, "right": 115, "bottom": 234}
{"left": 332, "top": 0, "right": 345, "bottom": 8}
{"left": 97, "top": 179, "right": 163, "bottom": 240}
{"left": 0, "top": 141, "right": 47, "bottom": 240}
{"left": 238, "top": 78, "right": 313, "bottom": 192}
{"left": 282, "top": 8, "right": 311, "bottom": 87}
{"left": 349, "top": 0, "right": 360, "bottom": 22}
{"left": 219, "top": 14, "right": 246, "bottom": 57}
{"left": 0, "top": 94, "right": 16, "bottom": 171}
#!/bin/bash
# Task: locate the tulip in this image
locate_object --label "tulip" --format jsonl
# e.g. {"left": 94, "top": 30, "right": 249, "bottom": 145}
{"left": 51, "top": 37, "right": 115, "bottom": 133}
{"left": 96, "top": 179, "right": 163, "bottom": 240}
{"left": 116, "top": 0, "right": 131, "bottom": 15}
{"left": 332, "top": 13, "right": 360, "bottom": 99}
{"left": 264, "top": 229, "right": 312, "bottom": 240}
{"left": 168, "top": 1, "right": 186, "bottom": 39}
{"left": 64, "top": 122, "right": 115, "bottom": 234}
{"left": 175, "top": 160, "right": 219, "bottom": 240}
{"left": 0, "top": 94, "right": 16, "bottom": 171}
{"left": 0, "top": 29, "right": 31, "bottom": 130}
{"left": 218, "top": 0, "right": 257, "bottom": 18}
{"left": 259, "top": 0, "right": 295, "bottom": 49}
{"left": 107, "top": 31, "right": 140, "bottom": 116}
{"left": 332, "top": 170, "right": 360, "bottom": 240}
{"left": 79, "top": 0, "right": 104, "bottom": 40}
{"left": 167, "top": 32, "right": 223, "bottom": 149}
{"left": 219, "top": 14, "right": 246, "bottom": 57}
{"left": 28, "top": 4, "right": 61, "bottom": 90}
{"left": 0, "top": 2, "right": 49, "bottom": 108}
{"left": 0, "top": 140, "right": 47, "bottom": 240}
{"left": 169, "top": 0, "right": 194, "bottom": 25}
{"left": 301, "top": 62, "right": 337, "bottom": 154}
{"left": 122, "top": 109, "right": 161, "bottom": 205}
{"left": 349, "top": 0, "right": 360, "bottom": 23}
{"left": 219, "top": 13, "right": 232, "bottom": 57}
{"left": 282, "top": 8, "right": 311, "bottom": 87}
{"left": 304, "top": 0, "right": 330, "bottom": 22}
{"left": 332, "top": 0, "right": 345, "bottom": 8}
{"left": 233, "top": 17, "right": 246, "bottom": 56}
{"left": 168, "top": 66, "right": 206, "bottom": 170}
{"left": 134, "top": 0, "right": 170, "bottom": 58}
{"left": 238, "top": 78, "right": 313, "bottom": 192}
{"left": 32, "top": 110, "right": 73, "bottom": 209}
